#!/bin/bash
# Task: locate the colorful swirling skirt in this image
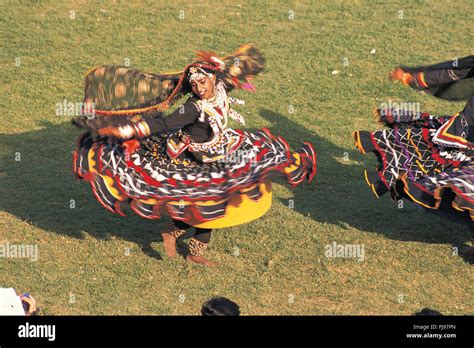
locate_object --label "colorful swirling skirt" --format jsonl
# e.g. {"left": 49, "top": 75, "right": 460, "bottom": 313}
{"left": 73, "top": 128, "right": 317, "bottom": 227}
{"left": 353, "top": 126, "right": 473, "bottom": 222}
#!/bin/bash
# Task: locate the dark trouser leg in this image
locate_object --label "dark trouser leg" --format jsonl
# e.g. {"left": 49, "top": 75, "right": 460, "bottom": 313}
{"left": 189, "top": 228, "right": 212, "bottom": 257}
{"left": 194, "top": 228, "right": 212, "bottom": 243}
{"left": 422, "top": 67, "right": 472, "bottom": 87}
{"left": 162, "top": 219, "right": 190, "bottom": 239}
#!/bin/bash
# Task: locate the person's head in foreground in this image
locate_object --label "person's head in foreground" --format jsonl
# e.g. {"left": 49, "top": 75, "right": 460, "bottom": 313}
{"left": 414, "top": 308, "right": 443, "bottom": 316}
{"left": 201, "top": 296, "right": 240, "bottom": 316}
{"left": 20, "top": 293, "right": 38, "bottom": 316}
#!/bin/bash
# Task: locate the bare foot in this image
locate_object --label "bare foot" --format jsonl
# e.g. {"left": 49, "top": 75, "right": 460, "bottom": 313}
{"left": 389, "top": 67, "right": 404, "bottom": 81}
{"left": 389, "top": 67, "right": 413, "bottom": 86}
{"left": 186, "top": 254, "right": 218, "bottom": 267}
{"left": 161, "top": 233, "right": 177, "bottom": 257}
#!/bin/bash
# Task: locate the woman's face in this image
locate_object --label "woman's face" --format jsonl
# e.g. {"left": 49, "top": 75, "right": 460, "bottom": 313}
{"left": 191, "top": 75, "right": 216, "bottom": 100}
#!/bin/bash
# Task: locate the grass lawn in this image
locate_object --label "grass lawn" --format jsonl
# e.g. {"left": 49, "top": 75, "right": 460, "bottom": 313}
{"left": 0, "top": 0, "right": 472, "bottom": 315}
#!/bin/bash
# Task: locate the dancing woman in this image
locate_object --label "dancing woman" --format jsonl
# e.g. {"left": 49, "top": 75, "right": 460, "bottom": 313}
{"left": 354, "top": 55, "right": 473, "bottom": 255}
{"left": 73, "top": 44, "right": 317, "bottom": 266}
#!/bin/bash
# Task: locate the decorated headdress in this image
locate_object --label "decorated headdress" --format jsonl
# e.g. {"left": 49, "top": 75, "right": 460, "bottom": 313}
{"left": 187, "top": 66, "right": 214, "bottom": 82}
{"left": 186, "top": 56, "right": 226, "bottom": 82}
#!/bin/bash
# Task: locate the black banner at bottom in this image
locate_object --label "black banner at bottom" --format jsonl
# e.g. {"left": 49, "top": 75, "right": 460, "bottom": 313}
{"left": 0, "top": 316, "right": 472, "bottom": 346}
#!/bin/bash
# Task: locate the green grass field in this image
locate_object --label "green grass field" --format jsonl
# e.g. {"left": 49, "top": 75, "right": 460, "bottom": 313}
{"left": 1, "top": 0, "right": 472, "bottom": 315}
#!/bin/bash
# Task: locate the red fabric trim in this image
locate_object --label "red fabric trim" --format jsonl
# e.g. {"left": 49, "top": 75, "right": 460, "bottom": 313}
{"left": 450, "top": 185, "right": 474, "bottom": 204}
{"left": 98, "top": 144, "right": 104, "bottom": 173}
{"left": 125, "top": 157, "right": 163, "bottom": 187}
{"left": 72, "top": 150, "right": 79, "bottom": 176}
{"left": 114, "top": 200, "right": 126, "bottom": 217}
{"left": 75, "top": 128, "right": 315, "bottom": 222}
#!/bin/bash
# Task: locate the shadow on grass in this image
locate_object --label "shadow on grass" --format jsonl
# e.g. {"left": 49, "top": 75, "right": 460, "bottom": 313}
{"left": 0, "top": 121, "right": 164, "bottom": 260}
{"left": 259, "top": 109, "right": 472, "bottom": 247}
{"left": 0, "top": 115, "right": 471, "bottom": 263}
